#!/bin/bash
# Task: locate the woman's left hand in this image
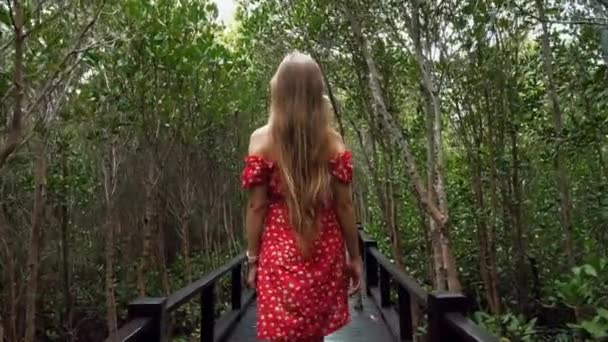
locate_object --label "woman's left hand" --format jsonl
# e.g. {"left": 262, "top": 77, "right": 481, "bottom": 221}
{"left": 247, "top": 264, "right": 258, "bottom": 289}
{"left": 346, "top": 257, "right": 363, "bottom": 296}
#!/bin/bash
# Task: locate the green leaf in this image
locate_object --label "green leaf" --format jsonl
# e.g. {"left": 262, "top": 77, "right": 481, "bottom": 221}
{"left": 598, "top": 308, "right": 608, "bottom": 321}
{"left": 580, "top": 320, "right": 608, "bottom": 338}
{"left": 581, "top": 264, "right": 598, "bottom": 277}
{"left": 0, "top": 6, "right": 10, "bottom": 28}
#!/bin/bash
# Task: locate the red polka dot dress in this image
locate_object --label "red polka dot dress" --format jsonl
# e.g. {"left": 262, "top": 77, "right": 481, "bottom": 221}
{"left": 241, "top": 151, "right": 353, "bottom": 341}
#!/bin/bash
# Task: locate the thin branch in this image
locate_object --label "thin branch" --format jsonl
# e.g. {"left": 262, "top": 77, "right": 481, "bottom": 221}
{"left": 0, "top": 0, "right": 24, "bottom": 169}
{"left": 24, "top": 47, "right": 86, "bottom": 120}
{"left": 0, "top": 85, "right": 15, "bottom": 106}
{"left": 547, "top": 18, "right": 608, "bottom": 26}
{"left": 32, "top": 0, "right": 51, "bottom": 16}
{"left": 7, "top": 66, "right": 79, "bottom": 166}
{"left": 1, "top": 2, "right": 106, "bottom": 169}
{"left": 0, "top": 0, "right": 19, "bottom": 53}
{"left": 23, "top": 2, "right": 106, "bottom": 119}
{"left": 6, "top": 0, "right": 16, "bottom": 31}
{"left": 596, "top": 0, "right": 608, "bottom": 11}
{"left": 23, "top": 2, "right": 72, "bottom": 41}
{"left": 0, "top": 39, "right": 13, "bottom": 54}
{"left": 515, "top": 0, "right": 608, "bottom": 27}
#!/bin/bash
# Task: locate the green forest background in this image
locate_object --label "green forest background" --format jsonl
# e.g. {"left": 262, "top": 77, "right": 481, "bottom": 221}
{"left": 1, "top": 0, "right": 607, "bottom": 341}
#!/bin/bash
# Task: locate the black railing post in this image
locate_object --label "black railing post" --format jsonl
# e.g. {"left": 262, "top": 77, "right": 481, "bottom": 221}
{"left": 379, "top": 266, "right": 392, "bottom": 307}
{"left": 428, "top": 291, "right": 469, "bottom": 342}
{"left": 127, "top": 297, "right": 168, "bottom": 342}
{"left": 397, "top": 285, "right": 413, "bottom": 341}
{"left": 200, "top": 285, "right": 215, "bottom": 342}
{"left": 357, "top": 222, "right": 364, "bottom": 257}
{"left": 358, "top": 223, "right": 378, "bottom": 294}
{"left": 361, "top": 230, "right": 378, "bottom": 294}
{"left": 231, "top": 263, "right": 242, "bottom": 310}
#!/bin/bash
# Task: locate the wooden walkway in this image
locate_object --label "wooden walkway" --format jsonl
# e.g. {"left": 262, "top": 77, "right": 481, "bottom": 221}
{"left": 106, "top": 226, "right": 499, "bottom": 342}
{"left": 226, "top": 295, "right": 395, "bottom": 342}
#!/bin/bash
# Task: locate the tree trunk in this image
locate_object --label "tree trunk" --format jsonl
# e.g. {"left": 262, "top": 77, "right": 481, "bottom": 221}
{"left": 10, "top": 252, "right": 17, "bottom": 342}
{"left": 175, "top": 159, "right": 194, "bottom": 283}
{"left": 385, "top": 151, "right": 403, "bottom": 268}
{"left": 156, "top": 174, "right": 170, "bottom": 294}
{"left": 408, "top": 0, "right": 460, "bottom": 292}
{"left": 24, "top": 142, "right": 47, "bottom": 342}
{"left": 471, "top": 134, "right": 496, "bottom": 314}
{"left": 510, "top": 114, "right": 529, "bottom": 313}
{"left": 0, "top": 0, "right": 24, "bottom": 169}
{"left": 601, "top": 28, "right": 608, "bottom": 66}
{"left": 0, "top": 209, "right": 18, "bottom": 342}
{"left": 104, "top": 210, "right": 118, "bottom": 334}
{"left": 344, "top": 2, "right": 463, "bottom": 291}
{"left": 137, "top": 156, "right": 158, "bottom": 296}
{"left": 102, "top": 145, "right": 119, "bottom": 334}
{"left": 484, "top": 94, "right": 502, "bottom": 314}
{"left": 157, "top": 221, "right": 171, "bottom": 295}
{"left": 415, "top": 190, "right": 434, "bottom": 285}
{"left": 455, "top": 78, "right": 501, "bottom": 314}
{"left": 317, "top": 61, "right": 345, "bottom": 137}
{"left": 535, "top": 0, "right": 575, "bottom": 267}
{"left": 223, "top": 200, "right": 235, "bottom": 254}
{"left": 346, "top": 53, "right": 396, "bottom": 240}
{"left": 59, "top": 142, "right": 73, "bottom": 339}
{"left": 498, "top": 111, "right": 514, "bottom": 301}
{"left": 343, "top": 3, "right": 446, "bottom": 228}
{"left": 203, "top": 220, "right": 210, "bottom": 252}
{"left": 179, "top": 212, "right": 192, "bottom": 283}
{"left": 496, "top": 28, "right": 530, "bottom": 312}
{"left": 425, "top": 91, "right": 446, "bottom": 290}
{"left": 346, "top": 106, "right": 394, "bottom": 254}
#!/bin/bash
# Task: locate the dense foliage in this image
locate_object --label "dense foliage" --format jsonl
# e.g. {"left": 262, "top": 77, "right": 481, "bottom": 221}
{"left": 1, "top": 0, "right": 607, "bottom": 341}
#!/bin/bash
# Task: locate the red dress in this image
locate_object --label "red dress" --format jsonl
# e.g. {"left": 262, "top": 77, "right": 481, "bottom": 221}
{"left": 241, "top": 151, "right": 353, "bottom": 341}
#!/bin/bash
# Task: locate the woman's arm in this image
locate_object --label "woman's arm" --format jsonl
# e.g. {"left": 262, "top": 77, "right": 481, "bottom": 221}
{"left": 245, "top": 184, "right": 267, "bottom": 258}
{"left": 333, "top": 179, "right": 361, "bottom": 261}
{"left": 329, "top": 132, "right": 361, "bottom": 261}
{"left": 332, "top": 150, "right": 363, "bottom": 294}
{"left": 245, "top": 182, "right": 266, "bottom": 289}
{"left": 244, "top": 129, "right": 269, "bottom": 288}
{"left": 329, "top": 131, "right": 362, "bottom": 293}
{"left": 244, "top": 130, "right": 268, "bottom": 260}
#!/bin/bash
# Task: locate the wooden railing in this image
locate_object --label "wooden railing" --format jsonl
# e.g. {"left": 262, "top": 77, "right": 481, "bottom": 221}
{"left": 105, "top": 253, "right": 253, "bottom": 342}
{"left": 107, "top": 224, "right": 499, "bottom": 342}
{"left": 358, "top": 224, "right": 499, "bottom": 342}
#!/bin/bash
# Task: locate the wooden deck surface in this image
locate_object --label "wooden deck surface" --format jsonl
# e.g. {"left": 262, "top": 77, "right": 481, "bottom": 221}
{"left": 226, "top": 293, "right": 396, "bottom": 341}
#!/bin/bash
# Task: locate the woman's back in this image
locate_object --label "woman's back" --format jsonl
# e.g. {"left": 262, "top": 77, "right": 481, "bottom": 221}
{"left": 243, "top": 125, "right": 348, "bottom": 201}
{"left": 241, "top": 52, "right": 362, "bottom": 342}
{"left": 241, "top": 128, "right": 353, "bottom": 340}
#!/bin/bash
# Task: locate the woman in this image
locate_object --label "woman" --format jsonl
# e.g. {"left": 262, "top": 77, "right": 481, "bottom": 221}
{"left": 240, "top": 52, "right": 363, "bottom": 342}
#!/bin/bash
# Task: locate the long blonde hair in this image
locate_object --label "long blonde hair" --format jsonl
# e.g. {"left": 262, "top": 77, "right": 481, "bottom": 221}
{"left": 270, "top": 52, "right": 332, "bottom": 256}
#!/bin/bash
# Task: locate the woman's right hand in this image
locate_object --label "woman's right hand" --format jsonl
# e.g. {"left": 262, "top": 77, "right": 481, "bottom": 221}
{"left": 247, "top": 264, "right": 258, "bottom": 289}
{"left": 346, "top": 257, "right": 363, "bottom": 295}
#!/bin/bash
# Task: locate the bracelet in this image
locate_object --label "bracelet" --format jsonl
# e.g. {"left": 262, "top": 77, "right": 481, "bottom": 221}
{"left": 246, "top": 251, "right": 259, "bottom": 264}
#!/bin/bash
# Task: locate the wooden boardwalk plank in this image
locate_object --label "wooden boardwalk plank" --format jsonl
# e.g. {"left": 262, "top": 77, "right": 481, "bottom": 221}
{"left": 226, "top": 294, "right": 396, "bottom": 342}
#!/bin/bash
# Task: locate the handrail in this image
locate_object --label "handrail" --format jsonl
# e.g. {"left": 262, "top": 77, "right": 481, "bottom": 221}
{"left": 111, "top": 317, "right": 153, "bottom": 342}
{"left": 109, "top": 224, "right": 498, "bottom": 342}
{"left": 358, "top": 228, "right": 377, "bottom": 245}
{"left": 106, "top": 252, "right": 250, "bottom": 342}
{"left": 166, "top": 253, "right": 245, "bottom": 311}
{"left": 368, "top": 247, "right": 427, "bottom": 304}
{"left": 358, "top": 226, "right": 498, "bottom": 342}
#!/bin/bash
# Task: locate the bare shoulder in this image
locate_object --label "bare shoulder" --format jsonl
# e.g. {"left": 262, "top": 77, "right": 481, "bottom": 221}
{"left": 327, "top": 129, "right": 347, "bottom": 155}
{"left": 248, "top": 124, "right": 271, "bottom": 155}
